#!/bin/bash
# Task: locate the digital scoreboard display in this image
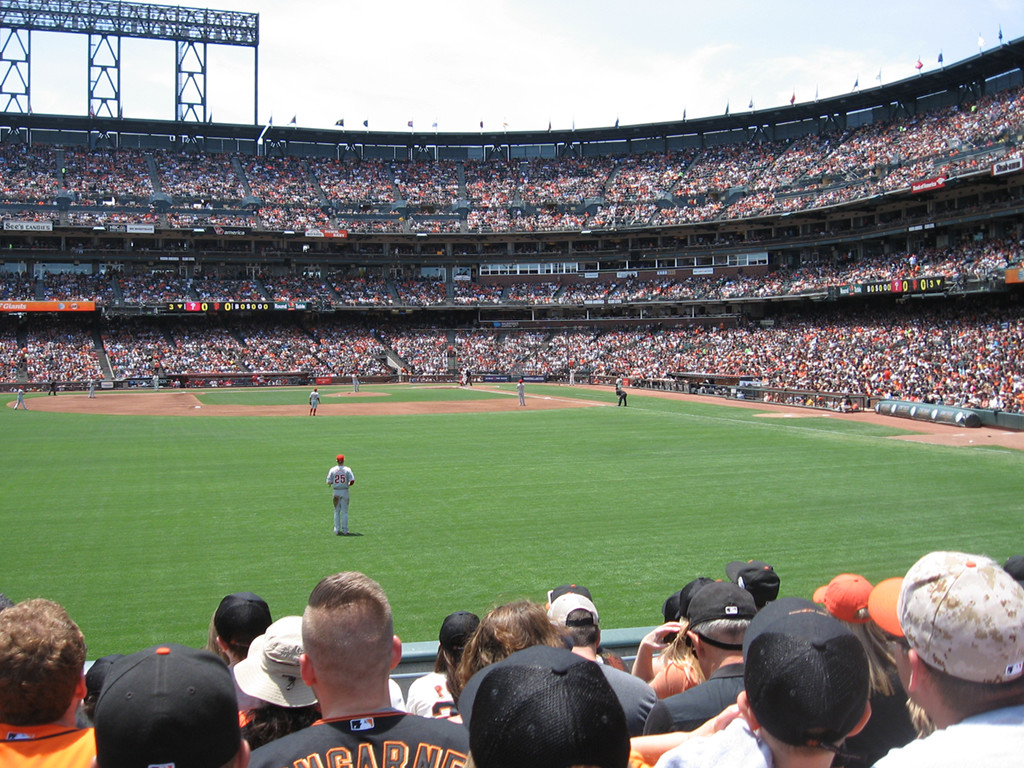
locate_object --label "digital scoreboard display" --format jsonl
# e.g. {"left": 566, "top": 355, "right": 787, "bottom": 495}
{"left": 163, "top": 301, "right": 309, "bottom": 312}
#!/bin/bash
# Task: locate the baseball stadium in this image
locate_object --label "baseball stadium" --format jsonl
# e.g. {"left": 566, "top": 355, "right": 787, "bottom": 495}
{"left": 1, "top": 0, "right": 1023, "bottom": 696}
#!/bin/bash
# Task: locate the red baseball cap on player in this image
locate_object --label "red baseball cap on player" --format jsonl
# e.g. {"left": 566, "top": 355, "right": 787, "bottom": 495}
{"left": 336, "top": 454, "right": 344, "bottom": 462}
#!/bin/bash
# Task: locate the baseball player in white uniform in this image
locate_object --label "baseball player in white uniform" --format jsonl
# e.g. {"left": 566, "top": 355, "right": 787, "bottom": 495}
{"left": 517, "top": 378, "right": 526, "bottom": 406}
{"left": 327, "top": 453, "right": 355, "bottom": 535}
{"left": 14, "top": 388, "right": 27, "bottom": 409}
{"left": 309, "top": 387, "right": 320, "bottom": 415}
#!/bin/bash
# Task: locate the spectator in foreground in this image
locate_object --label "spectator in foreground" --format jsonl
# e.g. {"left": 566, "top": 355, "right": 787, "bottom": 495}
{"left": 0, "top": 598, "right": 95, "bottom": 768}
{"left": 643, "top": 582, "right": 756, "bottom": 735}
{"left": 80, "top": 653, "right": 124, "bottom": 725}
{"left": 207, "top": 591, "right": 274, "bottom": 711}
{"left": 235, "top": 615, "right": 319, "bottom": 749}
{"left": 632, "top": 578, "right": 712, "bottom": 698}
{"left": 653, "top": 597, "right": 871, "bottom": 768}
{"left": 93, "top": 643, "right": 248, "bottom": 768}
{"left": 449, "top": 599, "right": 564, "bottom": 704}
{"left": 406, "top": 610, "right": 480, "bottom": 721}
{"left": 468, "top": 645, "right": 631, "bottom": 768}
{"left": 248, "top": 572, "right": 468, "bottom": 768}
{"left": 548, "top": 591, "right": 658, "bottom": 736}
{"left": 868, "top": 550, "right": 1024, "bottom": 766}
{"left": 812, "top": 573, "right": 917, "bottom": 767}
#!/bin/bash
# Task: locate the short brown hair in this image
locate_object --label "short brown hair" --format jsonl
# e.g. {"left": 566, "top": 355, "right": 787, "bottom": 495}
{"left": 302, "top": 572, "right": 393, "bottom": 688}
{"left": 0, "top": 599, "right": 86, "bottom": 725}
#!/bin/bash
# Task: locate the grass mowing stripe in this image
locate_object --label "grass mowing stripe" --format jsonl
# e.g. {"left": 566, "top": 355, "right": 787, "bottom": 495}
{"left": 2, "top": 387, "right": 1022, "bottom": 655}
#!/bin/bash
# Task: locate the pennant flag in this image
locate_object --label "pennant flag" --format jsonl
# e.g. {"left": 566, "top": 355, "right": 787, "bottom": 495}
{"left": 432, "top": 120, "right": 438, "bottom": 129}
{"left": 999, "top": 25, "right": 1004, "bottom": 43}
{"left": 789, "top": 92, "right": 796, "bottom": 105}
{"left": 724, "top": 101, "right": 730, "bottom": 115}
{"left": 503, "top": 120, "right": 508, "bottom": 129}
{"left": 407, "top": 120, "right": 413, "bottom": 128}
{"left": 876, "top": 68, "right": 882, "bottom": 82}
{"left": 853, "top": 75, "right": 859, "bottom": 90}
{"left": 748, "top": 98, "right": 753, "bottom": 109}
{"left": 268, "top": 115, "right": 273, "bottom": 125}
{"left": 938, "top": 51, "right": 944, "bottom": 64}
{"left": 547, "top": 120, "right": 551, "bottom": 132}
{"left": 814, "top": 85, "right": 819, "bottom": 101}
{"left": 915, "top": 58, "right": 923, "bottom": 70}
{"left": 614, "top": 116, "right": 619, "bottom": 127}
{"left": 289, "top": 115, "right": 297, "bottom": 125}
{"left": 336, "top": 119, "right": 344, "bottom": 126}
{"left": 362, "top": 119, "right": 368, "bottom": 128}
{"left": 978, "top": 34, "right": 985, "bottom": 49}
{"left": 480, "top": 120, "right": 484, "bottom": 129}
{"left": 682, "top": 107, "right": 686, "bottom": 120}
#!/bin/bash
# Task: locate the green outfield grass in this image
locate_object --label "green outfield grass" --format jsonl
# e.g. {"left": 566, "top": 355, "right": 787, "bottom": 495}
{"left": 2, "top": 383, "right": 1023, "bottom": 657}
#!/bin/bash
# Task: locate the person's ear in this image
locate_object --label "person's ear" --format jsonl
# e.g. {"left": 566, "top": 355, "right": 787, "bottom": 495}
{"left": 906, "top": 649, "right": 927, "bottom": 694}
{"left": 233, "top": 738, "right": 251, "bottom": 768}
{"left": 299, "top": 652, "right": 317, "bottom": 687}
{"left": 390, "top": 635, "right": 402, "bottom": 671}
{"left": 736, "top": 690, "right": 759, "bottom": 730}
{"left": 846, "top": 700, "right": 873, "bottom": 738}
{"left": 686, "top": 631, "right": 702, "bottom": 655}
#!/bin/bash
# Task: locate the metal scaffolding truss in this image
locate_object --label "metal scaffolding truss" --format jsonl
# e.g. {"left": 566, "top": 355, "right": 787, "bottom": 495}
{"left": 0, "top": 0, "right": 258, "bottom": 122}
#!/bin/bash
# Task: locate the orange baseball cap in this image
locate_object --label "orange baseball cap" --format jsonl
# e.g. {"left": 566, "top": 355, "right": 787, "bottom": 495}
{"left": 812, "top": 574, "right": 873, "bottom": 624}
{"left": 866, "top": 577, "right": 904, "bottom": 637}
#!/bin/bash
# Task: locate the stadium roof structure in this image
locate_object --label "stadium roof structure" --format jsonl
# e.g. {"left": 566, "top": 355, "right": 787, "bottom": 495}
{"left": 0, "top": 22, "right": 1022, "bottom": 156}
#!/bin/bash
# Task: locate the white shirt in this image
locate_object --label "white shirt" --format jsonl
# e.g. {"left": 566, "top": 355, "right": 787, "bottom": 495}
{"left": 872, "top": 704, "right": 1024, "bottom": 767}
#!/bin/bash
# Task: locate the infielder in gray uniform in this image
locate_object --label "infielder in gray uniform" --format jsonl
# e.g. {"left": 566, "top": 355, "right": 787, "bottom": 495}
{"left": 326, "top": 453, "right": 356, "bottom": 535}
{"left": 309, "top": 387, "right": 320, "bottom": 415}
{"left": 517, "top": 378, "right": 526, "bottom": 406}
{"left": 14, "top": 388, "right": 27, "bottom": 409}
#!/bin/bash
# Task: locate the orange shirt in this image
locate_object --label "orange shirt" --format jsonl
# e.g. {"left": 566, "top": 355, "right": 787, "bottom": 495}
{"left": 0, "top": 722, "right": 95, "bottom": 768}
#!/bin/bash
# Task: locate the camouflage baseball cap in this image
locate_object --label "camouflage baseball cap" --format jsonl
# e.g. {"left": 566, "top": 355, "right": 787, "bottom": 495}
{"left": 898, "top": 551, "right": 1024, "bottom": 683}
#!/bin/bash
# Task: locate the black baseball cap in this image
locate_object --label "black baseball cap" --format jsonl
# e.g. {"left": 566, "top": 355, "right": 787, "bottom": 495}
{"left": 726, "top": 560, "right": 781, "bottom": 608}
{"left": 213, "top": 591, "right": 272, "bottom": 648}
{"left": 743, "top": 598, "right": 870, "bottom": 749}
{"left": 663, "top": 577, "right": 716, "bottom": 622}
{"left": 439, "top": 611, "right": 480, "bottom": 653}
{"left": 469, "top": 646, "right": 629, "bottom": 768}
{"left": 686, "top": 581, "right": 757, "bottom": 629}
{"left": 546, "top": 584, "right": 592, "bottom": 604}
{"left": 94, "top": 644, "right": 241, "bottom": 768}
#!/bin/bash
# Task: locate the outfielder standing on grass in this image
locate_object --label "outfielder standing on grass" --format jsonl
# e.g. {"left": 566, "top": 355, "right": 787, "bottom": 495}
{"left": 326, "top": 454, "right": 355, "bottom": 536}
{"left": 308, "top": 387, "right": 320, "bottom": 416}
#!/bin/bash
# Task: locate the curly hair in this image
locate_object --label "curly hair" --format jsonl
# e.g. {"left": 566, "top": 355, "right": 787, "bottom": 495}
{"left": 0, "top": 599, "right": 86, "bottom": 725}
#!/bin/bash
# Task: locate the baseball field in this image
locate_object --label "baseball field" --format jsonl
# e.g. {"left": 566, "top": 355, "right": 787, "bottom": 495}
{"left": 3, "top": 382, "right": 1023, "bottom": 657}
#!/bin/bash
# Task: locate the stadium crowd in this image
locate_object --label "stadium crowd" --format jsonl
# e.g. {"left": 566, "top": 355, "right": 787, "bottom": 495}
{"left": 4, "top": 298, "right": 1024, "bottom": 412}
{"left": 3, "top": 551, "right": 1023, "bottom": 768}
{"left": 2, "top": 84, "right": 1024, "bottom": 233}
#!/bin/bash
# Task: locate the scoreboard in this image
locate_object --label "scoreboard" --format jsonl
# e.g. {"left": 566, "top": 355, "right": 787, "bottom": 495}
{"left": 163, "top": 301, "right": 309, "bottom": 313}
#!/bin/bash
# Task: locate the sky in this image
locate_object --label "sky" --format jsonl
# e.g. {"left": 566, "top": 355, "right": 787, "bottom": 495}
{"left": 22, "top": 0, "right": 1024, "bottom": 133}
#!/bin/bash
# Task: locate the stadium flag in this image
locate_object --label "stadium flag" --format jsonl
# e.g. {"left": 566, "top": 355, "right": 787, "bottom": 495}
{"left": 789, "top": 92, "right": 795, "bottom": 105}
{"left": 615, "top": 116, "right": 620, "bottom": 127}
{"left": 748, "top": 98, "right": 753, "bottom": 109}
{"left": 547, "top": 119, "right": 551, "bottom": 131}
{"left": 503, "top": 119, "right": 509, "bottom": 129}
{"left": 480, "top": 120, "right": 484, "bottom": 129}
{"left": 915, "top": 58, "right": 923, "bottom": 71}
{"left": 682, "top": 107, "right": 686, "bottom": 120}
{"left": 876, "top": 68, "right": 882, "bottom": 83}
{"left": 853, "top": 75, "right": 859, "bottom": 90}
{"left": 289, "top": 115, "right": 297, "bottom": 125}
{"left": 432, "top": 119, "right": 438, "bottom": 129}
{"left": 407, "top": 120, "right": 413, "bottom": 128}
{"left": 362, "top": 119, "right": 368, "bottom": 127}
{"left": 814, "top": 85, "right": 819, "bottom": 101}
{"left": 336, "top": 119, "right": 344, "bottom": 126}
{"left": 978, "top": 34, "right": 984, "bottom": 50}
{"left": 999, "top": 24, "right": 1004, "bottom": 43}
{"left": 938, "top": 51, "right": 944, "bottom": 65}
{"left": 724, "top": 100, "right": 730, "bottom": 115}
